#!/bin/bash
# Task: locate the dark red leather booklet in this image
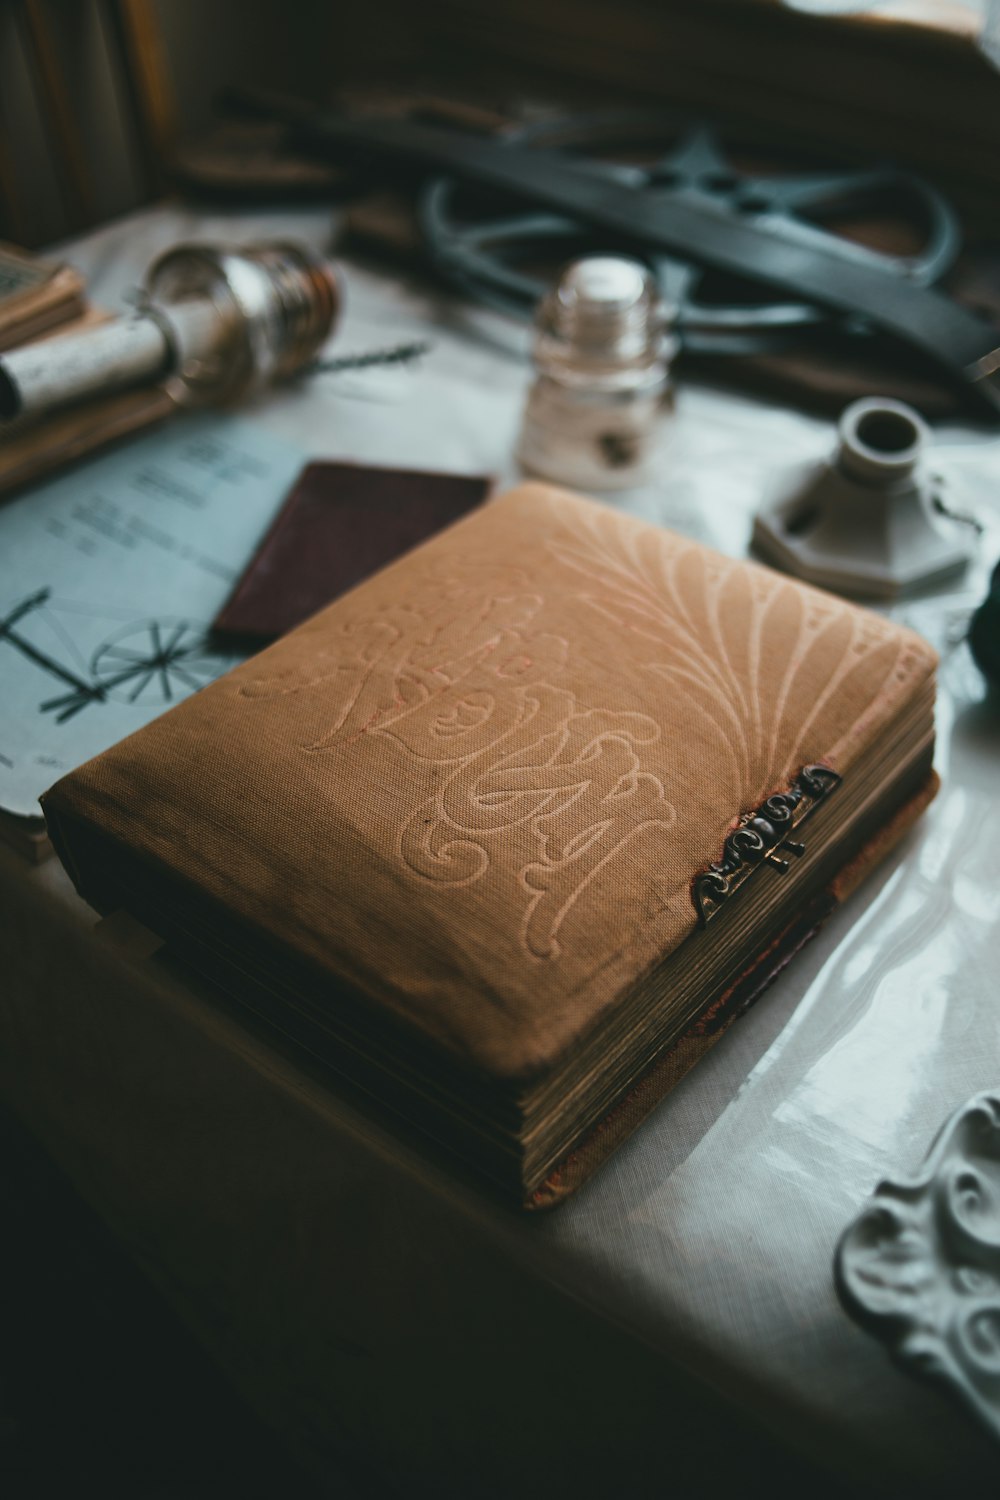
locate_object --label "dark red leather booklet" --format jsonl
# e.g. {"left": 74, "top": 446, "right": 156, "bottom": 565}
{"left": 212, "top": 461, "right": 492, "bottom": 640}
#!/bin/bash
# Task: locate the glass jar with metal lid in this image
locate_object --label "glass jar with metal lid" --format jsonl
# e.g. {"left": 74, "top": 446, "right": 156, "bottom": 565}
{"left": 517, "top": 256, "right": 676, "bottom": 491}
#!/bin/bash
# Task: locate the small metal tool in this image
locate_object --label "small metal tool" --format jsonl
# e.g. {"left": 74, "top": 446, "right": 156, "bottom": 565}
{"left": 0, "top": 240, "right": 340, "bottom": 428}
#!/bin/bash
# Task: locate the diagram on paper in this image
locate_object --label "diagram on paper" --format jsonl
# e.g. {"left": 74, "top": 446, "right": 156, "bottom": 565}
{"left": 0, "top": 412, "right": 303, "bottom": 817}
{"left": 0, "top": 588, "right": 238, "bottom": 723}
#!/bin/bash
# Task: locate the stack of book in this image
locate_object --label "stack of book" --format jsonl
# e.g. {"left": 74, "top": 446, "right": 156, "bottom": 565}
{"left": 0, "top": 244, "right": 173, "bottom": 500}
{"left": 0, "top": 243, "right": 86, "bottom": 350}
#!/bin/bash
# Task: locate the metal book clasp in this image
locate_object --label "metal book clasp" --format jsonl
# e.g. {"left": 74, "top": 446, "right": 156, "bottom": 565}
{"left": 691, "top": 763, "right": 842, "bottom": 925}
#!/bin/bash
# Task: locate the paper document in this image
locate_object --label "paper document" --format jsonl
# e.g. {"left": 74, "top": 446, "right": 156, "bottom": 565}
{"left": 0, "top": 414, "right": 303, "bottom": 818}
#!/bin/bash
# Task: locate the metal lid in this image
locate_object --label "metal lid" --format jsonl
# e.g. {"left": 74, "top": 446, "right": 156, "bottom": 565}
{"left": 538, "top": 256, "right": 671, "bottom": 365}
{"left": 145, "top": 240, "right": 340, "bottom": 404}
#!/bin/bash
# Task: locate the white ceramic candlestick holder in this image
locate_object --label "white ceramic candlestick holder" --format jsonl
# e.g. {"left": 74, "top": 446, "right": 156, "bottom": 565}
{"left": 753, "top": 397, "right": 974, "bottom": 600}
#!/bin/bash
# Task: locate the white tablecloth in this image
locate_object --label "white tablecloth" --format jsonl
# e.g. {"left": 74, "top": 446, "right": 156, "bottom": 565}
{"left": 4, "top": 201, "right": 1000, "bottom": 1494}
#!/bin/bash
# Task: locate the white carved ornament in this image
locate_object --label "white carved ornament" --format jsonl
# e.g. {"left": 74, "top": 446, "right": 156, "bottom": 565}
{"left": 837, "top": 1091, "right": 1000, "bottom": 1440}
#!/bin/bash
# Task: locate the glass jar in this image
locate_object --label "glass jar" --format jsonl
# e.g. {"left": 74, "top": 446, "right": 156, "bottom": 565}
{"left": 517, "top": 256, "right": 676, "bottom": 491}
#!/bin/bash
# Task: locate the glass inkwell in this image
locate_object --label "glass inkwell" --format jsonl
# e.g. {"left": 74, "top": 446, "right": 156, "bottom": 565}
{"left": 517, "top": 256, "right": 676, "bottom": 491}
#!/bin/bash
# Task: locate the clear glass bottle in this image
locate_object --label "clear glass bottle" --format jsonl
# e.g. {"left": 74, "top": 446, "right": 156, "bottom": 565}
{"left": 517, "top": 256, "right": 676, "bottom": 491}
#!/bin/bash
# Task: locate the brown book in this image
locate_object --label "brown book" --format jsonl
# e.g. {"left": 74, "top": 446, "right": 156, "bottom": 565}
{"left": 0, "top": 383, "right": 176, "bottom": 501}
{"left": 41, "top": 484, "right": 938, "bottom": 1207}
{"left": 0, "top": 243, "right": 86, "bottom": 352}
{"left": 0, "top": 246, "right": 174, "bottom": 502}
{"left": 212, "top": 461, "right": 493, "bottom": 640}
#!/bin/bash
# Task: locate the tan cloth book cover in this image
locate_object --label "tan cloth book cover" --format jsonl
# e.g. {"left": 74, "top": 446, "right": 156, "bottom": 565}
{"left": 42, "top": 483, "right": 938, "bottom": 1206}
